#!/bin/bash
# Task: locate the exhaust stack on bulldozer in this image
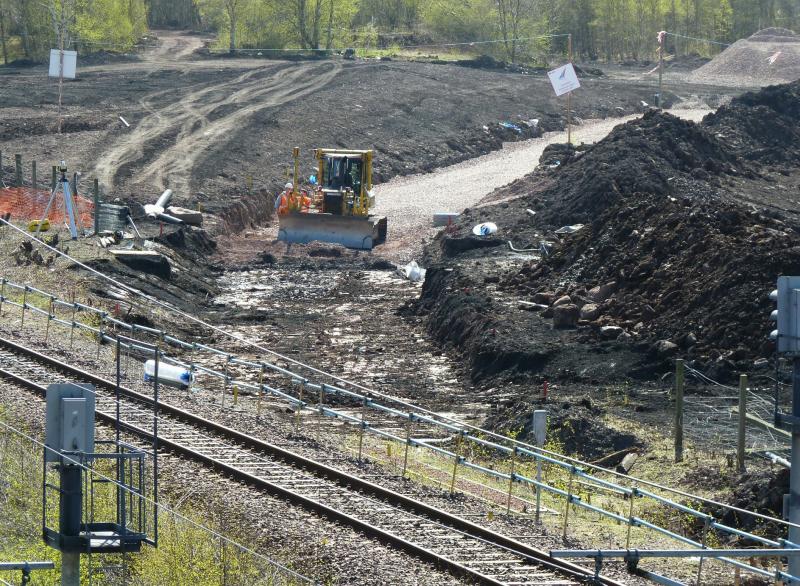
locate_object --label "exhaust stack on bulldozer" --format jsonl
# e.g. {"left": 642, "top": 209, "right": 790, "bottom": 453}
{"left": 277, "top": 148, "right": 387, "bottom": 250}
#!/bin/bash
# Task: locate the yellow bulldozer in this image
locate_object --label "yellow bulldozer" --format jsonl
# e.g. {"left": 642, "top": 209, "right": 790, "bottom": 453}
{"left": 277, "top": 148, "right": 387, "bottom": 250}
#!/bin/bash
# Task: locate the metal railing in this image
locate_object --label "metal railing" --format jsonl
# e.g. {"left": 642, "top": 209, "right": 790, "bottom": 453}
{"left": 2, "top": 276, "right": 799, "bottom": 583}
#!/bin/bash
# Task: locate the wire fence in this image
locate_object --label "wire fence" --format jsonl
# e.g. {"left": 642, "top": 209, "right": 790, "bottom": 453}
{"left": 0, "top": 416, "right": 316, "bottom": 586}
{"left": 0, "top": 254, "right": 799, "bottom": 584}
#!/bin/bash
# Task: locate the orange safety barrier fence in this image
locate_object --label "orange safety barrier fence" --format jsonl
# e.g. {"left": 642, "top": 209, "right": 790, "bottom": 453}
{"left": 0, "top": 187, "right": 94, "bottom": 227}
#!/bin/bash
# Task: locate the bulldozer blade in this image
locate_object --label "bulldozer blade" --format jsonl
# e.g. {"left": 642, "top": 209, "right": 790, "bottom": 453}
{"left": 278, "top": 213, "right": 387, "bottom": 250}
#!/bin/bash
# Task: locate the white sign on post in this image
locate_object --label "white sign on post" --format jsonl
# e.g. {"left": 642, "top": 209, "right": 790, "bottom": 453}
{"left": 547, "top": 63, "right": 580, "bottom": 97}
{"left": 48, "top": 49, "right": 77, "bottom": 79}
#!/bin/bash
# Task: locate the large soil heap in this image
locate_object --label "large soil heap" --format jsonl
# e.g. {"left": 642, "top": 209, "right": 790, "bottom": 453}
{"left": 419, "top": 81, "right": 800, "bottom": 384}
{"left": 690, "top": 28, "right": 800, "bottom": 86}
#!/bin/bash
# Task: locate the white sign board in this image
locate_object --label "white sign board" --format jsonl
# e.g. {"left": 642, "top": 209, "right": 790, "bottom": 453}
{"left": 48, "top": 49, "right": 77, "bottom": 79}
{"left": 547, "top": 63, "right": 580, "bottom": 97}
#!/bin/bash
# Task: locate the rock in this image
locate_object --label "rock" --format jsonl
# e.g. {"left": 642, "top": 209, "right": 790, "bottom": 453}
{"left": 753, "top": 358, "right": 770, "bottom": 370}
{"left": 553, "top": 304, "right": 580, "bottom": 329}
{"left": 619, "top": 332, "right": 633, "bottom": 342}
{"left": 542, "top": 306, "right": 555, "bottom": 318}
{"left": 533, "top": 292, "right": 555, "bottom": 305}
{"left": 600, "top": 325, "right": 624, "bottom": 339}
{"left": 642, "top": 304, "right": 656, "bottom": 319}
{"left": 653, "top": 339, "right": 679, "bottom": 358}
{"left": 684, "top": 333, "right": 698, "bottom": 347}
{"left": 519, "top": 301, "right": 548, "bottom": 312}
{"left": 553, "top": 295, "right": 572, "bottom": 307}
{"left": 166, "top": 206, "right": 203, "bottom": 226}
{"left": 580, "top": 303, "right": 601, "bottom": 320}
{"left": 588, "top": 281, "right": 618, "bottom": 302}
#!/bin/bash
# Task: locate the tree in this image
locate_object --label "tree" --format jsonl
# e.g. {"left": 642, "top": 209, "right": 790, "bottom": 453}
{"left": 0, "top": 0, "right": 8, "bottom": 64}
{"left": 224, "top": 0, "right": 241, "bottom": 52}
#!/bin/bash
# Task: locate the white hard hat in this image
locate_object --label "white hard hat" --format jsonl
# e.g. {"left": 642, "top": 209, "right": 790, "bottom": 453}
{"left": 285, "top": 182, "right": 293, "bottom": 190}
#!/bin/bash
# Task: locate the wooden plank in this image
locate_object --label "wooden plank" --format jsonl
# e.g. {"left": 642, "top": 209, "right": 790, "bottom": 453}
{"left": 731, "top": 407, "right": 791, "bottom": 440}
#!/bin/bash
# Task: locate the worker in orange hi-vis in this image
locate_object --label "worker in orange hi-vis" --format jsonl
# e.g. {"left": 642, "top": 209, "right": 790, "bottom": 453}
{"left": 275, "top": 182, "right": 292, "bottom": 215}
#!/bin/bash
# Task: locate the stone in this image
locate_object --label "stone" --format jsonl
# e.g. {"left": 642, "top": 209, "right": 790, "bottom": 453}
{"left": 553, "top": 304, "right": 580, "bottom": 329}
{"left": 653, "top": 339, "right": 679, "bottom": 358}
{"left": 533, "top": 292, "right": 555, "bottom": 305}
{"left": 588, "top": 281, "right": 618, "bottom": 302}
{"left": 553, "top": 295, "right": 572, "bottom": 307}
{"left": 753, "top": 358, "right": 770, "bottom": 370}
{"left": 684, "top": 333, "right": 698, "bottom": 347}
{"left": 580, "top": 303, "right": 601, "bottom": 320}
{"left": 519, "top": 301, "right": 548, "bottom": 312}
{"left": 600, "top": 325, "right": 624, "bottom": 339}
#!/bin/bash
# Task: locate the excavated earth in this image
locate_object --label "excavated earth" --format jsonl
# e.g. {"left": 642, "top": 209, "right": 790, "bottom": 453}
{"left": 417, "top": 81, "right": 800, "bottom": 394}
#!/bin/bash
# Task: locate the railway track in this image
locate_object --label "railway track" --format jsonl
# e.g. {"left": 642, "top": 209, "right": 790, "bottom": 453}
{"left": 0, "top": 336, "right": 623, "bottom": 586}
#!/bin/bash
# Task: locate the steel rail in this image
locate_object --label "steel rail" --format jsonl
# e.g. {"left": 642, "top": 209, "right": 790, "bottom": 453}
{"left": 0, "top": 336, "right": 619, "bottom": 586}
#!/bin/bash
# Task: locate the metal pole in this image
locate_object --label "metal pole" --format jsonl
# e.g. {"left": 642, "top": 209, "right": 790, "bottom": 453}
{"left": 658, "top": 33, "right": 665, "bottom": 108}
{"left": 32, "top": 161, "right": 37, "bottom": 189}
{"left": 402, "top": 414, "right": 413, "bottom": 478}
{"left": 357, "top": 396, "right": 366, "bottom": 461}
{"left": 737, "top": 374, "right": 748, "bottom": 472}
{"left": 69, "top": 301, "right": 76, "bottom": 350}
{"left": 152, "top": 346, "right": 159, "bottom": 547}
{"left": 789, "top": 358, "right": 800, "bottom": 578}
{"left": 675, "top": 359, "right": 685, "bottom": 463}
{"left": 506, "top": 447, "right": 517, "bottom": 514}
{"left": 20, "top": 286, "right": 27, "bottom": 326}
{"left": 563, "top": 467, "right": 575, "bottom": 540}
{"left": 93, "top": 178, "right": 100, "bottom": 235}
{"left": 257, "top": 364, "right": 265, "bottom": 419}
{"left": 59, "top": 464, "right": 81, "bottom": 586}
{"left": 44, "top": 297, "right": 53, "bottom": 344}
{"left": 449, "top": 432, "right": 463, "bottom": 495}
{"left": 567, "top": 34, "right": 573, "bottom": 144}
{"left": 625, "top": 488, "right": 637, "bottom": 549}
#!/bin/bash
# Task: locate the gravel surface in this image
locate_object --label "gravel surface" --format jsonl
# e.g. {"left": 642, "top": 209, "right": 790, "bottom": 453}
{"left": 0, "top": 356, "right": 464, "bottom": 586}
{"left": 689, "top": 27, "right": 800, "bottom": 87}
{"left": 373, "top": 109, "right": 711, "bottom": 262}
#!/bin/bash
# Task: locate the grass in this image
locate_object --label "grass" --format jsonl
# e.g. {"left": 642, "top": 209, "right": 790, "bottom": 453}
{"left": 0, "top": 408, "right": 311, "bottom": 586}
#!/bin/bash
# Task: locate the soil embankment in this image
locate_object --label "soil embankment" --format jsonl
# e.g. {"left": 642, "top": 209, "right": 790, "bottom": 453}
{"left": 417, "top": 80, "right": 800, "bottom": 386}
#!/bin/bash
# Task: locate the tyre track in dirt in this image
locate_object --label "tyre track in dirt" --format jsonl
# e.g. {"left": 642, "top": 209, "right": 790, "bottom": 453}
{"left": 94, "top": 61, "right": 342, "bottom": 196}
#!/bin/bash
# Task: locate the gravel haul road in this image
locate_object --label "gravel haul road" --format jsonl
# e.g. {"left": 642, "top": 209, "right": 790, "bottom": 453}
{"left": 373, "top": 108, "right": 711, "bottom": 261}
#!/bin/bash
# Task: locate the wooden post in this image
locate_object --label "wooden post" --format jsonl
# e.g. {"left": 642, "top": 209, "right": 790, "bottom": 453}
{"left": 566, "top": 34, "right": 573, "bottom": 144}
{"left": 675, "top": 358, "right": 684, "bottom": 463}
{"left": 737, "top": 374, "right": 748, "bottom": 472}
{"left": 14, "top": 154, "right": 22, "bottom": 187}
{"left": 31, "top": 161, "right": 37, "bottom": 189}
{"left": 93, "top": 178, "right": 100, "bottom": 235}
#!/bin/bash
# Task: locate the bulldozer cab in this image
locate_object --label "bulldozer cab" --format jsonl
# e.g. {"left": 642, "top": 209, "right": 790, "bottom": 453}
{"left": 323, "top": 155, "right": 363, "bottom": 194}
{"left": 315, "top": 149, "right": 373, "bottom": 216}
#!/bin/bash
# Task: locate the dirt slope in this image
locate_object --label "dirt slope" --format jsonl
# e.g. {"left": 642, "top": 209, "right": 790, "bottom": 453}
{"left": 417, "top": 81, "right": 800, "bottom": 385}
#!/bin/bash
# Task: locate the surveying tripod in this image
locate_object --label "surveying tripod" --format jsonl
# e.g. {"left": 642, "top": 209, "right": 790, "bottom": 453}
{"left": 36, "top": 161, "right": 82, "bottom": 240}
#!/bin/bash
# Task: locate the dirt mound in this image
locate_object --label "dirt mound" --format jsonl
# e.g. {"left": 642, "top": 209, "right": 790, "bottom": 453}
{"left": 422, "top": 81, "right": 800, "bottom": 383}
{"left": 689, "top": 28, "right": 800, "bottom": 86}
{"left": 748, "top": 27, "right": 800, "bottom": 43}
